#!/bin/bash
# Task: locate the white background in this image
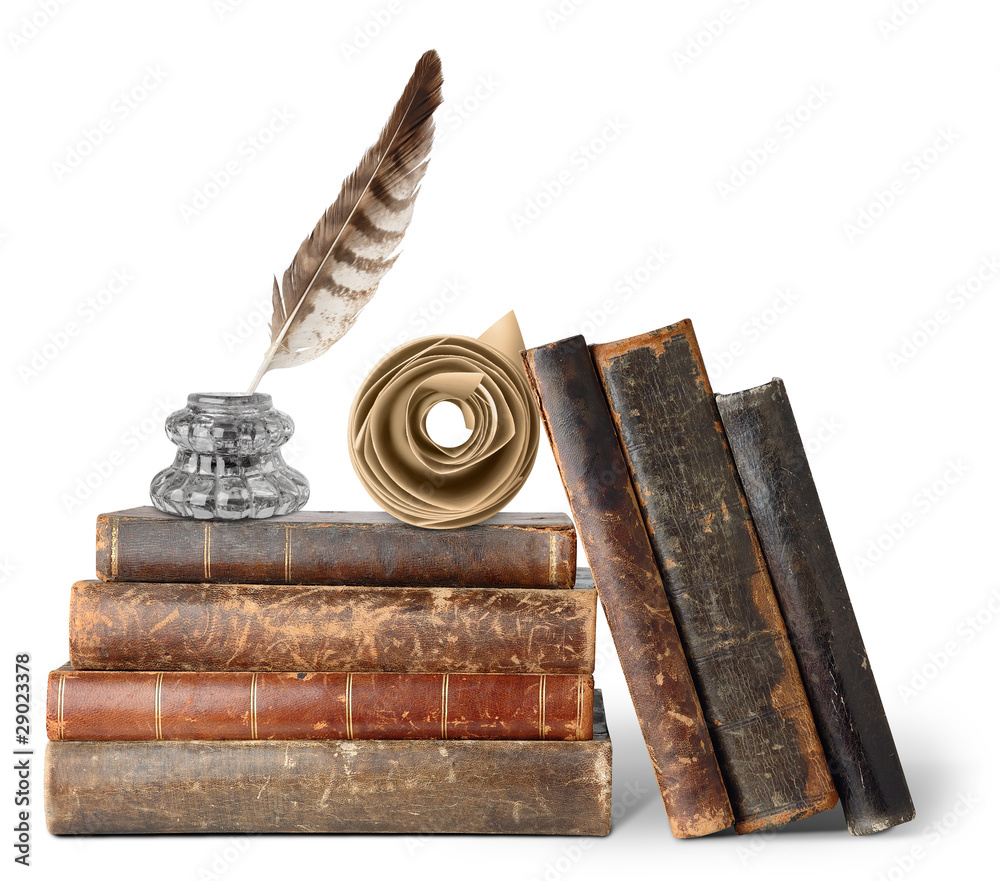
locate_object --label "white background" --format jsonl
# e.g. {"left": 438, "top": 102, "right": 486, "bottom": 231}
{"left": 2, "top": 0, "right": 996, "bottom": 878}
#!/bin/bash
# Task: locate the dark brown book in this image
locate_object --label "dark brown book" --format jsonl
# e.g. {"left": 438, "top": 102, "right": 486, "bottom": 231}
{"left": 523, "top": 336, "right": 733, "bottom": 839}
{"left": 590, "top": 320, "right": 838, "bottom": 834}
{"left": 47, "top": 665, "right": 594, "bottom": 741}
{"left": 69, "top": 576, "right": 597, "bottom": 673}
{"left": 45, "top": 691, "right": 612, "bottom": 835}
{"left": 96, "top": 507, "right": 576, "bottom": 588}
{"left": 717, "top": 378, "right": 915, "bottom": 835}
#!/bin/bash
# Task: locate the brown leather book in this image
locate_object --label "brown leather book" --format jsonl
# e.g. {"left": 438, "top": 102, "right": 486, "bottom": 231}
{"left": 523, "top": 337, "right": 734, "bottom": 839}
{"left": 45, "top": 691, "right": 612, "bottom": 835}
{"left": 96, "top": 507, "right": 576, "bottom": 588}
{"left": 717, "top": 379, "right": 915, "bottom": 834}
{"left": 69, "top": 576, "right": 597, "bottom": 673}
{"left": 46, "top": 665, "right": 594, "bottom": 741}
{"left": 591, "top": 320, "right": 838, "bottom": 833}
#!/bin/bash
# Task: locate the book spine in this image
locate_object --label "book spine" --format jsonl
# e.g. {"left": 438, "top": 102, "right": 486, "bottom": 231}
{"left": 716, "top": 378, "right": 915, "bottom": 834}
{"left": 523, "top": 337, "right": 733, "bottom": 839}
{"left": 45, "top": 693, "right": 613, "bottom": 835}
{"left": 68, "top": 581, "right": 597, "bottom": 674}
{"left": 46, "top": 669, "right": 594, "bottom": 742}
{"left": 591, "top": 320, "right": 838, "bottom": 834}
{"left": 96, "top": 511, "right": 576, "bottom": 588}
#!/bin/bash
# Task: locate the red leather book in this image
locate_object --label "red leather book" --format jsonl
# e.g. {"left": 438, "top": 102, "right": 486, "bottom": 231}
{"left": 47, "top": 666, "right": 594, "bottom": 741}
{"left": 96, "top": 507, "right": 576, "bottom": 588}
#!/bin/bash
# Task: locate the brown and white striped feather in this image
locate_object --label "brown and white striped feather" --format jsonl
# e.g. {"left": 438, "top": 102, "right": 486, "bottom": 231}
{"left": 247, "top": 50, "right": 443, "bottom": 392}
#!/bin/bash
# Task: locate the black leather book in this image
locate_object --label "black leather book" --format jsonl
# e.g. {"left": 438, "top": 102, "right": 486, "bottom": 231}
{"left": 717, "top": 377, "right": 915, "bottom": 835}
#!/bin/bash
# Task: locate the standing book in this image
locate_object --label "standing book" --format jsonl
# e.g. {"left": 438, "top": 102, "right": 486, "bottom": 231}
{"left": 717, "top": 377, "right": 915, "bottom": 834}
{"left": 523, "top": 335, "right": 733, "bottom": 839}
{"left": 591, "top": 320, "right": 838, "bottom": 833}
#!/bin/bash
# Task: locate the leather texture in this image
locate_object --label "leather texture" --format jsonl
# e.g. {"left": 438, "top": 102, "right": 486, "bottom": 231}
{"left": 46, "top": 666, "right": 594, "bottom": 741}
{"left": 717, "top": 378, "right": 915, "bottom": 834}
{"left": 96, "top": 507, "right": 576, "bottom": 588}
{"left": 45, "top": 691, "right": 612, "bottom": 836}
{"left": 69, "top": 578, "right": 597, "bottom": 673}
{"left": 591, "top": 320, "right": 838, "bottom": 834}
{"left": 523, "top": 336, "right": 734, "bottom": 839}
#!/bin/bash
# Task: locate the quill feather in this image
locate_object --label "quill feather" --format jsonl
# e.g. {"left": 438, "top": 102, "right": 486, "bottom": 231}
{"left": 247, "top": 50, "right": 443, "bottom": 393}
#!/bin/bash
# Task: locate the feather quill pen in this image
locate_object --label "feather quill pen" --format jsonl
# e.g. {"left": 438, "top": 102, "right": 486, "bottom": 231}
{"left": 246, "top": 50, "right": 443, "bottom": 393}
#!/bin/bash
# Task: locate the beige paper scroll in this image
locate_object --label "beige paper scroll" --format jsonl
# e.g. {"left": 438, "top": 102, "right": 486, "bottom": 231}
{"left": 348, "top": 312, "right": 540, "bottom": 529}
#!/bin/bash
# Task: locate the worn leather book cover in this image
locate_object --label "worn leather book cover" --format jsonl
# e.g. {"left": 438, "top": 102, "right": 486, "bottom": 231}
{"left": 96, "top": 507, "right": 576, "bottom": 588}
{"left": 47, "top": 665, "right": 594, "bottom": 741}
{"left": 69, "top": 576, "right": 597, "bottom": 673}
{"left": 717, "top": 378, "right": 915, "bottom": 834}
{"left": 45, "top": 691, "right": 612, "bottom": 835}
{"left": 591, "top": 320, "right": 838, "bottom": 834}
{"left": 523, "top": 337, "right": 733, "bottom": 839}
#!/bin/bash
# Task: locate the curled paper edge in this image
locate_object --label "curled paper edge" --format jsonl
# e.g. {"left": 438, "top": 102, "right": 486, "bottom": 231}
{"left": 347, "top": 312, "right": 539, "bottom": 529}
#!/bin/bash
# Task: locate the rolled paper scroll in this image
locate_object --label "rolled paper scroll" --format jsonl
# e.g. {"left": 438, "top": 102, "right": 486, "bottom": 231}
{"left": 348, "top": 312, "right": 539, "bottom": 529}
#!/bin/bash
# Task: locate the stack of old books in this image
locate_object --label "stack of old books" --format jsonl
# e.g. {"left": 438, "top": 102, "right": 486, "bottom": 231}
{"left": 44, "top": 509, "right": 610, "bottom": 835}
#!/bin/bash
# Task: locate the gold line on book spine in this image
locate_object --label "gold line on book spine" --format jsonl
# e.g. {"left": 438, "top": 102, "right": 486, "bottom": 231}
{"left": 548, "top": 533, "right": 558, "bottom": 586}
{"left": 345, "top": 673, "right": 353, "bottom": 740}
{"left": 441, "top": 673, "right": 449, "bottom": 740}
{"left": 56, "top": 674, "right": 66, "bottom": 739}
{"left": 110, "top": 519, "right": 119, "bottom": 578}
{"left": 576, "top": 676, "right": 583, "bottom": 740}
{"left": 249, "top": 673, "right": 258, "bottom": 740}
{"left": 154, "top": 673, "right": 164, "bottom": 740}
{"left": 284, "top": 525, "right": 292, "bottom": 583}
{"left": 539, "top": 674, "right": 547, "bottom": 740}
{"left": 203, "top": 524, "right": 211, "bottom": 580}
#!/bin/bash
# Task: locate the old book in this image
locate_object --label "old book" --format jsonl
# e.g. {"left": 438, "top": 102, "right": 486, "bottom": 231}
{"left": 717, "top": 378, "right": 915, "bottom": 835}
{"left": 96, "top": 507, "right": 576, "bottom": 588}
{"left": 591, "top": 320, "right": 838, "bottom": 834}
{"left": 523, "top": 337, "right": 733, "bottom": 839}
{"left": 46, "top": 665, "right": 594, "bottom": 741}
{"left": 69, "top": 575, "right": 597, "bottom": 673}
{"left": 45, "top": 691, "right": 612, "bottom": 835}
